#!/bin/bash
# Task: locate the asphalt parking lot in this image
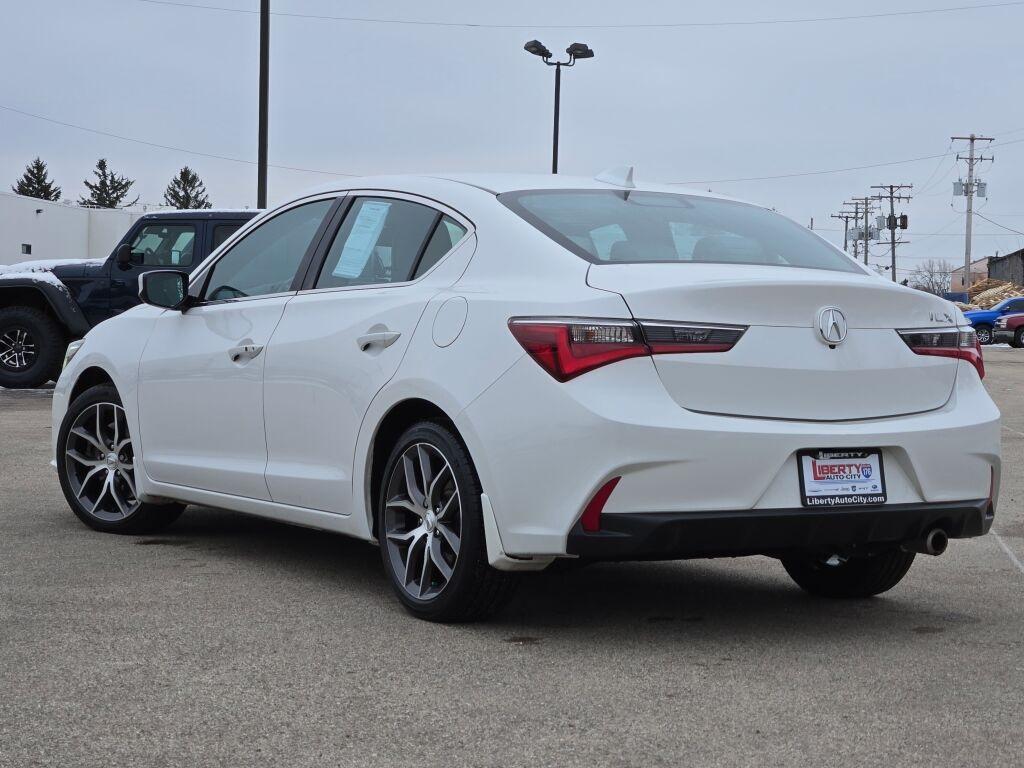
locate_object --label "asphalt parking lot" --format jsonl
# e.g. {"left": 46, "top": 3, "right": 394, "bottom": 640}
{"left": 2, "top": 352, "right": 1023, "bottom": 768}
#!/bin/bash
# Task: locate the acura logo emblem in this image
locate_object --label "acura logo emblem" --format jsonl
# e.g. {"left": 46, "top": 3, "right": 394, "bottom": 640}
{"left": 817, "top": 307, "right": 848, "bottom": 345}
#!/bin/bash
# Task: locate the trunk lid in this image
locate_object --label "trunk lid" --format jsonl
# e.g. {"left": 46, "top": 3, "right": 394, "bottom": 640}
{"left": 588, "top": 263, "right": 960, "bottom": 421}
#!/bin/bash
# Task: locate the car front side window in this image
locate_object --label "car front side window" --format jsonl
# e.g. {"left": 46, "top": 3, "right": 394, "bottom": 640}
{"left": 203, "top": 200, "right": 333, "bottom": 301}
{"left": 130, "top": 223, "right": 196, "bottom": 267}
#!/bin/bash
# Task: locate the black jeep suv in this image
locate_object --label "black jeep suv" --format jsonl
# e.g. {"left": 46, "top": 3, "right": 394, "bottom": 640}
{"left": 0, "top": 209, "right": 257, "bottom": 388}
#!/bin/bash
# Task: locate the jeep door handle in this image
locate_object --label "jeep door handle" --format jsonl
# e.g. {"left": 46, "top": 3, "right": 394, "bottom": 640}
{"left": 228, "top": 343, "right": 263, "bottom": 363}
{"left": 357, "top": 331, "right": 401, "bottom": 352}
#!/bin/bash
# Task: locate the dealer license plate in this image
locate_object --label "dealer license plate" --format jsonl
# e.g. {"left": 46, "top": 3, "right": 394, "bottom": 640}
{"left": 798, "top": 449, "right": 887, "bottom": 507}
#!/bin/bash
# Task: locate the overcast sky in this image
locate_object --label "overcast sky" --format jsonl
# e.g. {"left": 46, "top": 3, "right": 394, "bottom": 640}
{"left": 3, "top": 0, "right": 1024, "bottom": 277}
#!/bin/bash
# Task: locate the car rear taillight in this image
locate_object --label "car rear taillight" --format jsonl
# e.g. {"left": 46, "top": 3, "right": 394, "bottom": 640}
{"left": 898, "top": 327, "right": 985, "bottom": 380}
{"left": 508, "top": 317, "right": 745, "bottom": 382}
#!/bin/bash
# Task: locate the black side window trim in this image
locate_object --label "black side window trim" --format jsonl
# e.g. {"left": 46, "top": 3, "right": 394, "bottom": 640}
{"left": 196, "top": 196, "right": 343, "bottom": 304}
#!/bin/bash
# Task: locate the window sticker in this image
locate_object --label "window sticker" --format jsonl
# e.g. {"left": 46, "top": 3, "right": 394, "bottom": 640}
{"left": 333, "top": 201, "right": 391, "bottom": 278}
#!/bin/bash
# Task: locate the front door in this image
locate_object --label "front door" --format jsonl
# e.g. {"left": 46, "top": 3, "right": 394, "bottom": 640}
{"left": 108, "top": 220, "right": 201, "bottom": 321}
{"left": 136, "top": 198, "right": 335, "bottom": 499}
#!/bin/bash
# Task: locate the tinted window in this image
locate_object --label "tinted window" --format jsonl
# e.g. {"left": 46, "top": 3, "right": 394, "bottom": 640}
{"left": 212, "top": 223, "right": 242, "bottom": 251}
{"left": 203, "top": 200, "right": 332, "bottom": 301}
{"left": 413, "top": 216, "right": 468, "bottom": 278}
{"left": 315, "top": 198, "right": 438, "bottom": 289}
{"left": 130, "top": 223, "right": 196, "bottom": 267}
{"left": 500, "top": 190, "right": 861, "bottom": 274}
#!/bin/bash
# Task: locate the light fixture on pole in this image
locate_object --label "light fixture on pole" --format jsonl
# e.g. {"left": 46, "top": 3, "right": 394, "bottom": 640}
{"left": 523, "top": 40, "right": 594, "bottom": 174}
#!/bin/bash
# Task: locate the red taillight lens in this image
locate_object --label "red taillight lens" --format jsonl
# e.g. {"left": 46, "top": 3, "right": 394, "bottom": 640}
{"left": 507, "top": 320, "right": 647, "bottom": 382}
{"left": 898, "top": 327, "right": 985, "bottom": 380}
{"left": 508, "top": 317, "right": 745, "bottom": 382}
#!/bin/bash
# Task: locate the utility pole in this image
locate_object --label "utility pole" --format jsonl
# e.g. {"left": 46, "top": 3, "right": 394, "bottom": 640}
{"left": 858, "top": 196, "right": 873, "bottom": 266}
{"left": 871, "top": 184, "right": 912, "bottom": 282}
{"left": 830, "top": 209, "right": 859, "bottom": 253}
{"left": 952, "top": 134, "right": 994, "bottom": 291}
{"left": 257, "top": 0, "right": 269, "bottom": 209}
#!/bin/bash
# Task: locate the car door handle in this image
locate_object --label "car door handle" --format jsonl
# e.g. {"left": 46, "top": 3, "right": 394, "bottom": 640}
{"left": 357, "top": 331, "right": 401, "bottom": 352}
{"left": 228, "top": 343, "right": 264, "bottom": 363}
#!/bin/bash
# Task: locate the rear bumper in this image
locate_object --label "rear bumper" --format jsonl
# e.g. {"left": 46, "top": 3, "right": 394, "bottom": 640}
{"left": 567, "top": 499, "right": 994, "bottom": 561}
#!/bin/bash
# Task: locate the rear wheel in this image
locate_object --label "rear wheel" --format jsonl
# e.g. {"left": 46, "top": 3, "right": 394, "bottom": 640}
{"left": 0, "top": 306, "right": 64, "bottom": 388}
{"left": 57, "top": 384, "right": 184, "bottom": 534}
{"left": 782, "top": 548, "right": 915, "bottom": 598}
{"left": 975, "top": 324, "right": 993, "bottom": 345}
{"left": 378, "top": 420, "right": 517, "bottom": 622}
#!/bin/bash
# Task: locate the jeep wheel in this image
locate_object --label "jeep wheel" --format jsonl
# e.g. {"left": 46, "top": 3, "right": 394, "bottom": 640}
{"left": 0, "top": 306, "right": 64, "bottom": 388}
{"left": 975, "top": 324, "right": 993, "bottom": 345}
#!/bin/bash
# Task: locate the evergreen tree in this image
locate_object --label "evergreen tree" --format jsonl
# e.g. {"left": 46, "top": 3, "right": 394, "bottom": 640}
{"left": 163, "top": 166, "right": 211, "bottom": 209}
{"left": 11, "top": 157, "right": 61, "bottom": 201}
{"left": 78, "top": 158, "right": 138, "bottom": 208}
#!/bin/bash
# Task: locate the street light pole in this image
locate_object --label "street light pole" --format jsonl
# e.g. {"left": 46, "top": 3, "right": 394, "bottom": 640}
{"left": 524, "top": 41, "right": 594, "bottom": 174}
{"left": 551, "top": 63, "right": 561, "bottom": 174}
{"left": 257, "top": 0, "right": 269, "bottom": 209}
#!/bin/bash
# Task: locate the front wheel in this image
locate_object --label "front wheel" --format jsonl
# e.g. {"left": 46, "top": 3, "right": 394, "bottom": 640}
{"left": 975, "top": 324, "right": 993, "bottom": 345}
{"left": 56, "top": 383, "right": 184, "bottom": 534}
{"left": 782, "top": 548, "right": 915, "bottom": 598}
{"left": 378, "top": 420, "right": 517, "bottom": 622}
{"left": 1013, "top": 328, "right": 1024, "bottom": 348}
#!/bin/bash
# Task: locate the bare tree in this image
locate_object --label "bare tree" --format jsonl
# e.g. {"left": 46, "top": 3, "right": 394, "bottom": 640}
{"left": 909, "top": 259, "right": 954, "bottom": 295}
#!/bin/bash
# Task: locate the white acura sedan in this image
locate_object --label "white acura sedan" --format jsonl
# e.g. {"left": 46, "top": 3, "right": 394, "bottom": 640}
{"left": 52, "top": 172, "right": 1000, "bottom": 621}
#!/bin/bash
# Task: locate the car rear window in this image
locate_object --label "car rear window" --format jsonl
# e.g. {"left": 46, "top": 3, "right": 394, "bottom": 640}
{"left": 499, "top": 189, "right": 861, "bottom": 274}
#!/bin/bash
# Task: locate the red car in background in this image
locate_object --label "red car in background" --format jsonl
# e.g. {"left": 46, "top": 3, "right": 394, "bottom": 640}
{"left": 992, "top": 313, "right": 1024, "bottom": 346}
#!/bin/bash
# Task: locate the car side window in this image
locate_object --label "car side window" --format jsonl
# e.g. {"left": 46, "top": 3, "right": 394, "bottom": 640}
{"left": 315, "top": 198, "right": 439, "bottom": 289}
{"left": 130, "top": 223, "right": 196, "bottom": 267}
{"left": 413, "top": 216, "right": 468, "bottom": 278}
{"left": 212, "top": 223, "right": 243, "bottom": 251}
{"left": 203, "top": 200, "right": 333, "bottom": 301}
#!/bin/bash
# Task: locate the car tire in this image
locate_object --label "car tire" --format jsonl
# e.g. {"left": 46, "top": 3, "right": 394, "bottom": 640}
{"left": 56, "top": 383, "right": 185, "bottom": 534}
{"left": 1013, "top": 328, "right": 1024, "bottom": 348}
{"left": 781, "top": 548, "right": 916, "bottom": 598}
{"left": 975, "top": 324, "right": 993, "bottom": 345}
{"left": 377, "top": 420, "right": 517, "bottom": 622}
{"left": 0, "top": 306, "right": 65, "bottom": 388}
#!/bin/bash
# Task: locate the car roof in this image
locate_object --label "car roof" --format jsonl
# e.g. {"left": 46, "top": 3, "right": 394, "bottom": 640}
{"left": 294, "top": 173, "right": 753, "bottom": 206}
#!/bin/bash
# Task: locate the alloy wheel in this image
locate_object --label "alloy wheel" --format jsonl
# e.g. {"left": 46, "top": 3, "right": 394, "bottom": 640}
{"left": 63, "top": 402, "right": 140, "bottom": 521}
{"left": 0, "top": 326, "right": 36, "bottom": 370}
{"left": 977, "top": 327, "right": 992, "bottom": 344}
{"left": 383, "top": 442, "right": 462, "bottom": 600}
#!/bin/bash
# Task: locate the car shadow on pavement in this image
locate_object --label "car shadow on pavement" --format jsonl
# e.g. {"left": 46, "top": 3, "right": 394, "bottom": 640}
{"left": 145, "top": 506, "right": 971, "bottom": 640}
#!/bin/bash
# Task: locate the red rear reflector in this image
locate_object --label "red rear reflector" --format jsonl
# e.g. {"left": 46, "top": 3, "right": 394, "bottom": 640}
{"left": 898, "top": 327, "right": 985, "bottom": 380}
{"left": 580, "top": 476, "right": 621, "bottom": 532}
{"left": 508, "top": 318, "right": 745, "bottom": 382}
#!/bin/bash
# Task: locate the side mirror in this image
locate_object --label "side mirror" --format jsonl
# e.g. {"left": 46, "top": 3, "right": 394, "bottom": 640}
{"left": 115, "top": 243, "right": 134, "bottom": 268}
{"left": 139, "top": 270, "right": 189, "bottom": 311}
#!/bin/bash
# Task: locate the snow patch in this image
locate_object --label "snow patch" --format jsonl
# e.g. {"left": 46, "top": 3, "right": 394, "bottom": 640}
{"left": 0, "top": 258, "right": 105, "bottom": 274}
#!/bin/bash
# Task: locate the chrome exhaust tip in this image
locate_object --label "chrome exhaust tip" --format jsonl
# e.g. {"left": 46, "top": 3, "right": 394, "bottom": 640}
{"left": 903, "top": 528, "right": 949, "bottom": 556}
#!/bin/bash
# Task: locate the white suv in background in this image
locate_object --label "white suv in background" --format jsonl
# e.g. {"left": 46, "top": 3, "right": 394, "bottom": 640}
{"left": 53, "top": 173, "right": 1000, "bottom": 621}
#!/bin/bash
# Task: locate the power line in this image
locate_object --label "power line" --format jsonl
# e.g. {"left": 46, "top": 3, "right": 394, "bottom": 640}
{"left": 0, "top": 103, "right": 357, "bottom": 177}
{"left": 974, "top": 212, "right": 1024, "bottom": 237}
{"left": 123, "top": 0, "right": 1024, "bottom": 29}
{"left": 672, "top": 136, "right": 1024, "bottom": 185}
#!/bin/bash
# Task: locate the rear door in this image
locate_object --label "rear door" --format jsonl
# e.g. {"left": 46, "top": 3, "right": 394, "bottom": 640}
{"left": 262, "top": 193, "right": 472, "bottom": 513}
{"left": 137, "top": 198, "right": 336, "bottom": 499}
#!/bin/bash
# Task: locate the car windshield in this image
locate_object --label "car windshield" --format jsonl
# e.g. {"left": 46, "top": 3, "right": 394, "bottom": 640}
{"left": 499, "top": 189, "right": 862, "bottom": 274}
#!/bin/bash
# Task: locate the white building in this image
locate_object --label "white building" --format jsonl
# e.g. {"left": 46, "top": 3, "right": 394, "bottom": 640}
{"left": 0, "top": 191, "right": 148, "bottom": 265}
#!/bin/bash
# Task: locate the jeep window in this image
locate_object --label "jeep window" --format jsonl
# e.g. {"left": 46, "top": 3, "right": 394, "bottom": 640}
{"left": 130, "top": 224, "right": 196, "bottom": 267}
{"left": 203, "top": 200, "right": 332, "bottom": 301}
{"left": 212, "top": 224, "right": 243, "bottom": 251}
